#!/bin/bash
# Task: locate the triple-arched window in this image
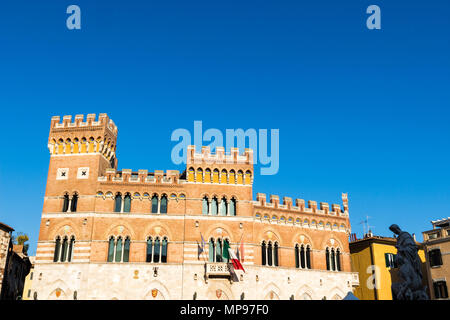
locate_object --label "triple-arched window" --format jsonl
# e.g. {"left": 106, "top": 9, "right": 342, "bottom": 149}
{"left": 208, "top": 238, "right": 231, "bottom": 262}
{"left": 107, "top": 236, "right": 131, "bottom": 262}
{"left": 62, "top": 193, "right": 78, "bottom": 212}
{"left": 202, "top": 196, "right": 236, "bottom": 216}
{"left": 325, "top": 247, "right": 341, "bottom": 271}
{"left": 53, "top": 236, "right": 75, "bottom": 262}
{"left": 146, "top": 236, "right": 168, "bottom": 263}
{"left": 295, "top": 244, "right": 311, "bottom": 269}
{"left": 261, "top": 240, "right": 279, "bottom": 266}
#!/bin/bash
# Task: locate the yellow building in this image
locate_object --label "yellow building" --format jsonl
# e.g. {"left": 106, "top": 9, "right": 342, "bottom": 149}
{"left": 22, "top": 256, "right": 35, "bottom": 300}
{"left": 349, "top": 234, "right": 428, "bottom": 300}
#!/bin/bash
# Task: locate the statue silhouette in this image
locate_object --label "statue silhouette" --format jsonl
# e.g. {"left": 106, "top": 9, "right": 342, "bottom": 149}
{"left": 389, "top": 224, "right": 428, "bottom": 300}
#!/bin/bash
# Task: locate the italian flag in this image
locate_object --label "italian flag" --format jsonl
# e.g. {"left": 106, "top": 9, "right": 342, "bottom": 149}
{"left": 228, "top": 248, "right": 245, "bottom": 272}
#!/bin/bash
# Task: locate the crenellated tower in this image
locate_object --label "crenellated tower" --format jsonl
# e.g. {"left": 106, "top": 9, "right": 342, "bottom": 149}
{"left": 43, "top": 113, "right": 118, "bottom": 213}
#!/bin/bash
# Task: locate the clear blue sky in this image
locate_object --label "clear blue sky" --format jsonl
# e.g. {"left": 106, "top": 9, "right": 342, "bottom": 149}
{"left": 0, "top": 1, "right": 449, "bottom": 255}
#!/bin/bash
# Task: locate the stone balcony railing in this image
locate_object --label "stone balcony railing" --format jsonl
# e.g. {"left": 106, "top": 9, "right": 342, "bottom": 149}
{"left": 205, "top": 262, "right": 231, "bottom": 279}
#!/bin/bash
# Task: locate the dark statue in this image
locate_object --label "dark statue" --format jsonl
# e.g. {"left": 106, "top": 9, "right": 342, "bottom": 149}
{"left": 389, "top": 224, "right": 428, "bottom": 300}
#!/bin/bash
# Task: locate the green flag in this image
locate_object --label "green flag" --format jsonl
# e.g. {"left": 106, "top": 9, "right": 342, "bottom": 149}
{"left": 222, "top": 240, "right": 230, "bottom": 262}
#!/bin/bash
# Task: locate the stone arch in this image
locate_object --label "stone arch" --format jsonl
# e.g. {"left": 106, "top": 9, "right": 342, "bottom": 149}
{"left": 262, "top": 282, "right": 281, "bottom": 300}
{"left": 328, "top": 286, "right": 345, "bottom": 300}
{"left": 295, "top": 284, "right": 315, "bottom": 300}
{"left": 143, "top": 222, "right": 173, "bottom": 241}
{"left": 204, "top": 223, "right": 234, "bottom": 243}
{"left": 104, "top": 222, "right": 136, "bottom": 240}
{"left": 290, "top": 232, "right": 314, "bottom": 248}
{"left": 49, "top": 221, "right": 80, "bottom": 240}
{"left": 144, "top": 280, "right": 170, "bottom": 300}
{"left": 258, "top": 227, "right": 282, "bottom": 244}
{"left": 321, "top": 236, "right": 344, "bottom": 250}
{"left": 47, "top": 279, "right": 71, "bottom": 300}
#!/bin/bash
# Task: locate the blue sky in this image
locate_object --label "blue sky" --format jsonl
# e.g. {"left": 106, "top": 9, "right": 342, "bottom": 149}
{"left": 0, "top": 1, "right": 449, "bottom": 255}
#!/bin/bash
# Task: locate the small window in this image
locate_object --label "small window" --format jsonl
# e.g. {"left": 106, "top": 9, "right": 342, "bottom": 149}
{"left": 433, "top": 281, "right": 448, "bottom": 299}
{"left": 429, "top": 249, "right": 443, "bottom": 267}
{"left": 385, "top": 253, "right": 397, "bottom": 268}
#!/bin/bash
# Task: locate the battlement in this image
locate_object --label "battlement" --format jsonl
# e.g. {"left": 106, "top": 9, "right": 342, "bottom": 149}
{"left": 254, "top": 193, "right": 349, "bottom": 217}
{"left": 48, "top": 114, "right": 118, "bottom": 161}
{"left": 50, "top": 113, "right": 118, "bottom": 136}
{"left": 98, "top": 168, "right": 181, "bottom": 184}
{"left": 187, "top": 145, "right": 253, "bottom": 166}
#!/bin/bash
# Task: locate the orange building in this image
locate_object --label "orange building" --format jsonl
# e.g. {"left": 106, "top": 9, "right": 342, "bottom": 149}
{"left": 31, "top": 113, "right": 358, "bottom": 300}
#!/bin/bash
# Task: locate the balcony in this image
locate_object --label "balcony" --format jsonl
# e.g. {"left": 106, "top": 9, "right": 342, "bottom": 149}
{"left": 205, "top": 262, "right": 231, "bottom": 281}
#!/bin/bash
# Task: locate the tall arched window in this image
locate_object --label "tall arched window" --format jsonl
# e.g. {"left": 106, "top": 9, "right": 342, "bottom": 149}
{"left": 160, "top": 195, "right": 168, "bottom": 214}
{"left": 61, "top": 236, "right": 69, "bottom": 262}
{"left": 161, "top": 237, "right": 168, "bottom": 263}
{"left": 123, "top": 193, "right": 131, "bottom": 213}
{"left": 151, "top": 195, "right": 159, "bottom": 213}
{"left": 62, "top": 194, "right": 69, "bottom": 212}
{"left": 336, "top": 249, "right": 341, "bottom": 271}
{"left": 209, "top": 238, "right": 215, "bottom": 262}
{"left": 326, "top": 248, "right": 330, "bottom": 271}
{"left": 220, "top": 197, "right": 227, "bottom": 216}
{"left": 53, "top": 236, "right": 61, "bottom": 262}
{"left": 211, "top": 197, "right": 218, "bottom": 215}
{"left": 267, "top": 242, "right": 273, "bottom": 266}
{"left": 261, "top": 241, "right": 267, "bottom": 265}
{"left": 331, "top": 248, "right": 336, "bottom": 271}
{"left": 114, "top": 193, "right": 122, "bottom": 212}
{"left": 229, "top": 198, "right": 236, "bottom": 216}
{"left": 107, "top": 236, "right": 115, "bottom": 262}
{"left": 146, "top": 237, "right": 153, "bottom": 262}
{"left": 220, "top": 169, "right": 227, "bottom": 184}
{"left": 153, "top": 237, "right": 161, "bottom": 263}
{"left": 123, "top": 237, "right": 130, "bottom": 262}
{"left": 295, "top": 244, "right": 300, "bottom": 268}
{"left": 115, "top": 237, "right": 123, "bottom": 262}
{"left": 202, "top": 197, "right": 209, "bottom": 215}
{"left": 300, "top": 245, "right": 306, "bottom": 268}
{"left": 274, "top": 242, "right": 279, "bottom": 266}
{"left": 71, "top": 193, "right": 78, "bottom": 212}
{"left": 215, "top": 238, "right": 223, "bottom": 262}
{"left": 222, "top": 239, "right": 230, "bottom": 263}
{"left": 68, "top": 236, "right": 75, "bottom": 262}
{"left": 306, "top": 246, "right": 311, "bottom": 269}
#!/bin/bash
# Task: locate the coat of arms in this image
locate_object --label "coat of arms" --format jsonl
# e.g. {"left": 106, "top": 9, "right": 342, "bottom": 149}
{"left": 151, "top": 289, "right": 158, "bottom": 298}
{"left": 55, "top": 288, "right": 61, "bottom": 298}
{"left": 216, "top": 289, "right": 222, "bottom": 299}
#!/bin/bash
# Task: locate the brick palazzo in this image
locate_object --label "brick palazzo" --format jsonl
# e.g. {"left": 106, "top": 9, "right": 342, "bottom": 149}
{"left": 32, "top": 113, "right": 359, "bottom": 300}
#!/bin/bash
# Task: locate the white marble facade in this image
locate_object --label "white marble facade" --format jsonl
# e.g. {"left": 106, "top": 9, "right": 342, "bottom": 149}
{"left": 31, "top": 262, "right": 357, "bottom": 300}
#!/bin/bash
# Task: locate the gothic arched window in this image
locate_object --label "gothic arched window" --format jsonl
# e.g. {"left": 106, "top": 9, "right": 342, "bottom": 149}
{"left": 229, "top": 198, "right": 236, "bottom": 216}
{"left": 146, "top": 237, "right": 153, "bottom": 262}
{"left": 161, "top": 237, "right": 168, "bottom": 263}
{"left": 53, "top": 236, "right": 61, "bottom": 262}
{"left": 62, "top": 194, "right": 69, "bottom": 212}
{"left": 336, "top": 248, "right": 341, "bottom": 271}
{"left": 160, "top": 195, "right": 168, "bottom": 214}
{"left": 123, "top": 237, "right": 130, "bottom": 262}
{"left": 123, "top": 193, "right": 131, "bottom": 213}
{"left": 220, "top": 197, "right": 227, "bottom": 216}
{"left": 209, "top": 238, "right": 215, "bottom": 262}
{"left": 295, "top": 244, "right": 300, "bottom": 268}
{"left": 151, "top": 195, "right": 159, "bottom": 213}
{"left": 114, "top": 193, "right": 122, "bottom": 212}
{"left": 107, "top": 236, "right": 115, "bottom": 262}
{"left": 211, "top": 197, "right": 218, "bottom": 215}
{"left": 115, "top": 237, "right": 123, "bottom": 262}
{"left": 202, "top": 197, "right": 209, "bottom": 215}
{"left": 273, "top": 242, "right": 279, "bottom": 266}
{"left": 326, "top": 248, "right": 330, "bottom": 271}
{"left": 70, "top": 193, "right": 78, "bottom": 212}
{"left": 153, "top": 237, "right": 161, "bottom": 263}
{"left": 261, "top": 241, "right": 266, "bottom": 265}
